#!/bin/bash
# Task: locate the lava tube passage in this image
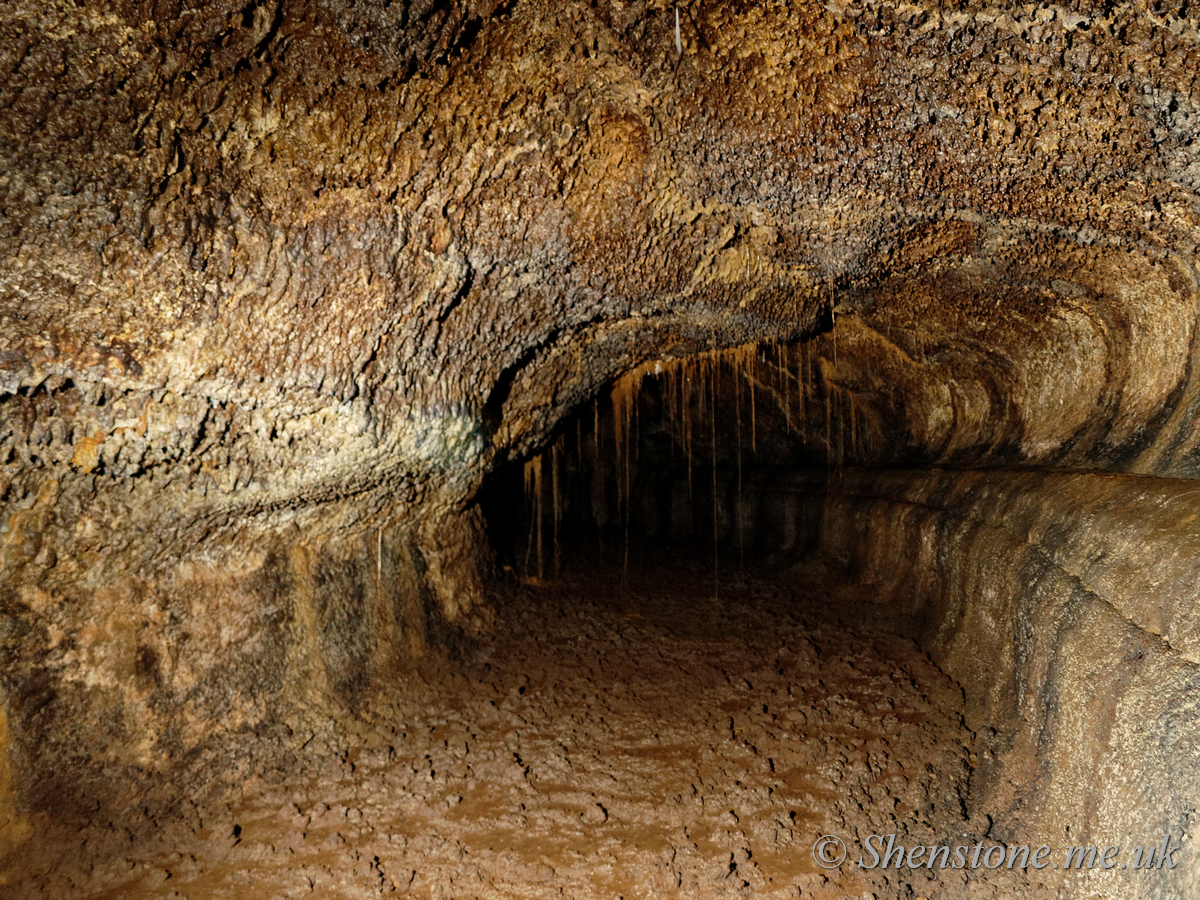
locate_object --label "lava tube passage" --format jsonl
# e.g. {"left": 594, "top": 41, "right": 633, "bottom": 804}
{"left": 474, "top": 341, "right": 995, "bottom": 899}
{"left": 5, "top": 0, "right": 1200, "bottom": 896}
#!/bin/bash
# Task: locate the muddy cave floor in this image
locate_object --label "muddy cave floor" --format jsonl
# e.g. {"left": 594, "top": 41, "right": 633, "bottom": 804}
{"left": 3, "top": 548, "right": 1043, "bottom": 899}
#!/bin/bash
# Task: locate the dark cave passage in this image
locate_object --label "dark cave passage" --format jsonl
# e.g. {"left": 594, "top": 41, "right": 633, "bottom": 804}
{"left": 472, "top": 339, "right": 1200, "bottom": 900}
{"left": 482, "top": 342, "right": 841, "bottom": 586}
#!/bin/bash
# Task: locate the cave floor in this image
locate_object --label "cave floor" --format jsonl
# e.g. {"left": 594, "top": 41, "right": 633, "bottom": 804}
{"left": 3, "top": 551, "right": 1033, "bottom": 899}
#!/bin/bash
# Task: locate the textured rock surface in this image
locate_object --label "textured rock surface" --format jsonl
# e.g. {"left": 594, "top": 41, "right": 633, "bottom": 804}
{"left": 3, "top": 561, "right": 993, "bottom": 899}
{"left": 517, "top": 353, "right": 1200, "bottom": 897}
{"left": 816, "top": 468, "right": 1200, "bottom": 899}
{"left": 2, "top": 0, "right": 1200, "bottom": 895}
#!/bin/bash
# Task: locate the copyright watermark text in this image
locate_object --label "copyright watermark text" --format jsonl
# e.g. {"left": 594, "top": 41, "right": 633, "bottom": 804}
{"left": 812, "top": 833, "right": 1182, "bottom": 872}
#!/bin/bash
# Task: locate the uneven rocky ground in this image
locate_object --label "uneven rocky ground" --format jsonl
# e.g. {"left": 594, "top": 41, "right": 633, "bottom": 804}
{"left": 1, "top": 551, "right": 1035, "bottom": 899}
{"left": 4, "top": 0, "right": 1199, "bottom": 888}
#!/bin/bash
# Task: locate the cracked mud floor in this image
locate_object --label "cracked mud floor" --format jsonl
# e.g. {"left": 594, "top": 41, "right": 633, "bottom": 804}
{"left": 2, "top": 554, "right": 1033, "bottom": 899}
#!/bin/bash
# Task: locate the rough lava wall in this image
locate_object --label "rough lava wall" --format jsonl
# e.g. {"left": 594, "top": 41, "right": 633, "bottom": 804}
{"left": 2, "top": 0, "right": 1200, "bottom": 893}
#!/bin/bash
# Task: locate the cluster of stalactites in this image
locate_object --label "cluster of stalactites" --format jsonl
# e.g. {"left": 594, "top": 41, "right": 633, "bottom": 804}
{"left": 521, "top": 337, "right": 868, "bottom": 580}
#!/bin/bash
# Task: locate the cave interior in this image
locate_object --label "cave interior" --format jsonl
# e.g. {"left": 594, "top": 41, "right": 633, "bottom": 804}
{"left": 3, "top": 0, "right": 1200, "bottom": 897}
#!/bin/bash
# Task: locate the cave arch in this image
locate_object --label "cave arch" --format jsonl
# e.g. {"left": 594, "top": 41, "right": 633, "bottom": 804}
{"left": 3, "top": 0, "right": 1200, "bottom": 896}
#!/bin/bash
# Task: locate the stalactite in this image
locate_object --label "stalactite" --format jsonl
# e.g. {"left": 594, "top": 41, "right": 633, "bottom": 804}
{"left": 609, "top": 361, "right": 660, "bottom": 580}
{"left": 552, "top": 435, "right": 562, "bottom": 577}
{"left": 805, "top": 338, "right": 813, "bottom": 410}
{"left": 735, "top": 348, "right": 744, "bottom": 578}
{"left": 524, "top": 454, "right": 544, "bottom": 581}
{"left": 634, "top": 375, "right": 641, "bottom": 462}
{"left": 750, "top": 348, "right": 758, "bottom": 454}
{"left": 710, "top": 351, "right": 719, "bottom": 601}
{"left": 516, "top": 340, "right": 809, "bottom": 583}
{"left": 849, "top": 390, "right": 858, "bottom": 465}
{"left": 825, "top": 368, "right": 833, "bottom": 467}
{"left": 838, "top": 388, "right": 845, "bottom": 470}
{"left": 592, "top": 398, "right": 604, "bottom": 554}
{"left": 797, "top": 343, "right": 806, "bottom": 434}
{"left": 684, "top": 359, "right": 694, "bottom": 505}
{"left": 778, "top": 344, "right": 791, "bottom": 433}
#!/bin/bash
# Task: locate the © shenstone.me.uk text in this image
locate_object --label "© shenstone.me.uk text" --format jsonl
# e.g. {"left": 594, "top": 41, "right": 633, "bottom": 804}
{"left": 856, "top": 833, "right": 1181, "bottom": 871}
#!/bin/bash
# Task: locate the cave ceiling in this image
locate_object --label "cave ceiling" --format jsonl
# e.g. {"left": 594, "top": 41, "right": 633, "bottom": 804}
{"left": 2, "top": 0, "right": 1197, "bottom": 566}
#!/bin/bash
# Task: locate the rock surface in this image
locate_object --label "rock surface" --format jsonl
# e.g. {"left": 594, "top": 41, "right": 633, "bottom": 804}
{"left": 2, "top": 0, "right": 1200, "bottom": 895}
{"left": 3, "top": 559, "right": 994, "bottom": 899}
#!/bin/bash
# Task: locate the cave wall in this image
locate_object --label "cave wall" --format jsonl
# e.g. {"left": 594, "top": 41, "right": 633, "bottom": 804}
{"left": 2, "top": 0, "right": 1200, "bottom": 886}
{"left": 816, "top": 470, "right": 1200, "bottom": 898}
{"left": 519, "top": 327, "right": 1200, "bottom": 896}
